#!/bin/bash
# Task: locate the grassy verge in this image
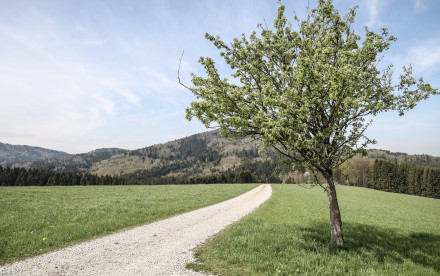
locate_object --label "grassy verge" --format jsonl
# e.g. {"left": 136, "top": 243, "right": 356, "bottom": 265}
{"left": 0, "top": 184, "right": 258, "bottom": 265}
{"left": 188, "top": 184, "right": 440, "bottom": 275}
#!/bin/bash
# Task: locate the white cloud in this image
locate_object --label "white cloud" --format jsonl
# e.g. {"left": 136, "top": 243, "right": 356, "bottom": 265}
{"left": 96, "top": 78, "right": 142, "bottom": 107}
{"left": 366, "top": 0, "right": 379, "bottom": 27}
{"left": 143, "top": 68, "right": 184, "bottom": 93}
{"left": 408, "top": 39, "right": 440, "bottom": 73}
{"left": 0, "top": 6, "right": 148, "bottom": 152}
{"left": 414, "top": 0, "right": 428, "bottom": 12}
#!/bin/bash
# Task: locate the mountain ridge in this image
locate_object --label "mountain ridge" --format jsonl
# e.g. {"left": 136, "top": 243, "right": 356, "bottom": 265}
{"left": 0, "top": 142, "right": 68, "bottom": 165}
{"left": 3, "top": 130, "right": 440, "bottom": 184}
{"left": 10, "top": 148, "right": 129, "bottom": 173}
{"left": 3, "top": 132, "right": 439, "bottom": 198}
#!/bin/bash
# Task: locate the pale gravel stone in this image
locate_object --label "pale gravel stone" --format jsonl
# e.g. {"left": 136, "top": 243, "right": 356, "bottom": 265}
{"left": 0, "top": 184, "right": 272, "bottom": 276}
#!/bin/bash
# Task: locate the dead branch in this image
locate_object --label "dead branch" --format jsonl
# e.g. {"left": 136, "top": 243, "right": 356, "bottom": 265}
{"left": 177, "top": 51, "right": 195, "bottom": 92}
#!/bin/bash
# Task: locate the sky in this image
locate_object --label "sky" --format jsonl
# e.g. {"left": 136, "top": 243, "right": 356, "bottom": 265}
{"left": 0, "top": 0, "right": 439, "bottom": 155}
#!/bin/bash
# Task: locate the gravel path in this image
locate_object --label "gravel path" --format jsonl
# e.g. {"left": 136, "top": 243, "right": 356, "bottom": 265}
{"left": 0, "top": 184, "right": 272, "bottom": 276}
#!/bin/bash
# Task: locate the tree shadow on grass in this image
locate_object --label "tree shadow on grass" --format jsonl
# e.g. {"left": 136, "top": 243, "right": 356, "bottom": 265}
{"left": 299, "top": 221, "right": 440, "bottom": 272}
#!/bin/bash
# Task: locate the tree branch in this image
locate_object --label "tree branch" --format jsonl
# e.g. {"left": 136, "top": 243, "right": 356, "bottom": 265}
{"left": 177, "top": 51, "right": 196, "bottom": 92}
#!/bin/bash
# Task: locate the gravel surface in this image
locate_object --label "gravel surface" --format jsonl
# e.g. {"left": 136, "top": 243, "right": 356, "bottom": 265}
{"left": 0, "top": 184, "right": 272, "bottom": 276}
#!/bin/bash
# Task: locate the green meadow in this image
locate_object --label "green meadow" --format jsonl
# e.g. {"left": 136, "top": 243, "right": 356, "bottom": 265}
{"left": 188, "top": 184, "right": 440, "bottom": 275}
{"left": 0, "top": 184, "right": 258, "bottom": 265}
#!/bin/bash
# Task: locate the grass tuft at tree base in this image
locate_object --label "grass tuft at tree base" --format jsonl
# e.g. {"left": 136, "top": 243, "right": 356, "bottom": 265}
{"left": 188, "top": 184, "right": 440, "bottom": 275}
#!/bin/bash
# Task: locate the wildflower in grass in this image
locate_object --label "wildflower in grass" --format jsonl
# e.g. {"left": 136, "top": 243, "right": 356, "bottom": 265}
{"left": 43, "top": 238, "right": 46, "bottom": 241}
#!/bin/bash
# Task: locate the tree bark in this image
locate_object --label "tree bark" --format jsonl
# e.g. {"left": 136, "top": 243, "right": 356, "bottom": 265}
{"left": 324, "top": 171, "right": 344, "bottom": 246}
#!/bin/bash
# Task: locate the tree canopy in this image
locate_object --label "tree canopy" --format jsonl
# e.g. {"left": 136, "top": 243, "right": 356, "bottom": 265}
{"left": 180, "top": 0, "right": 438, "bottom": 246}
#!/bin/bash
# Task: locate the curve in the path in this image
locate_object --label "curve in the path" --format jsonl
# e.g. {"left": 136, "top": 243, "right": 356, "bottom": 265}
{"left": 0, "top": 184, "right": 272, "bottom": 276}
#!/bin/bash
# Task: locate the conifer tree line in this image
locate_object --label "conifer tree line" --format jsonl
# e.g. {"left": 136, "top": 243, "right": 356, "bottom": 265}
{"left": 334, "top": 159, "right": 440, "bottom": 199}
{"left": 123, "top": 160, "right": 281, "bottom": 185}
{"left": 177, "top": 163, "right": 281, "bottom": 185}
{"left": 2, "top": 156, "right": 439, "bottom": 199}
{"left": 0, "top": 165, "right": 125, "bottom": 186}
{"left": 137, "top": 170, "right": 263, "bottom": 185}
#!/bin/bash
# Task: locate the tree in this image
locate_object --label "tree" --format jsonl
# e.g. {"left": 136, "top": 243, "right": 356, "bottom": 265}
{"left": 433, "top": 169, "right": 440, "bottom": 199}
{"left": 421, "top": 166, "right": 435, "bottom": 198}
{"left": 425, "top": 168, "right": 434, "bottom": 198}
{"left": 396, "top": 163, "right": 408, "bottom": 194}
{"left": 180, "top": 0, "right": 438, "bottom": 246}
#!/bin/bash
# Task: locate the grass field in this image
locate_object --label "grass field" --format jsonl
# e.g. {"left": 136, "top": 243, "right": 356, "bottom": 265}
{"left": 0, "top": 184, "right": 258, "bottom": 265}
{"left": 188, "top": 184, "right": 440, "bottom": 275}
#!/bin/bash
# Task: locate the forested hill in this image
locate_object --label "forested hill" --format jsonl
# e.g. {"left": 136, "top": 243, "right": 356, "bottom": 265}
{"left": 367, "top": 149, "right": 440, "bottom": 168}
{"left": 13, "top": 148, "right": 129, "bottom": 173}
{"left": 5, "top": 130, "right": 440, "bottom": 188}
{"left": 0, "top": 142, "right": 68, "bottom": 165}
{"left": 89, "top": 130, "right": 279, "bottom": 184}
{"left": 6, "top": 130, "right": 279, "bottom": 184}
{"left": 90, "top": 130, "right": 440, "bottom": 182}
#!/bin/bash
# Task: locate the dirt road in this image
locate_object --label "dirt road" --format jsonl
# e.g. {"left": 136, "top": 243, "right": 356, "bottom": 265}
{"left": 0, "top": 184, "right": 272, "bottom": 276}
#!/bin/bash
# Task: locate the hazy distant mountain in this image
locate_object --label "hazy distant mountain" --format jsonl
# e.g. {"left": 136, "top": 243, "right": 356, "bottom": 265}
{"left": 15, "top": 148, "right": 130, "bottom": 172}
{"left": 365, "top": 149, "right": 440, "bottom": 167}
{"left": 0, "top": 142, "right": 68, "bottom": 165}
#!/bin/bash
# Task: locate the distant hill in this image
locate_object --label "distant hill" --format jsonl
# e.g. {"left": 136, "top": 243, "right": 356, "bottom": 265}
{"left": 4, "top": 131, "right": 438, "bottom": 198}
{"left": 9, "top": 130, "right": 279, "bottom": 184}
{"left": 367, "top": 149, "right": 440, "bottom": 168}
{"left": 15, "top": 148, "right": 129, "bottom": 173}
{"left": 89, "top": 130, "right": 279, "bottom": 184}
{"left": 92, "top": 131, "right": 440, "bottom": 184}
{"left": 0, "top": 142, "right": 68, "bottom": 165}
{"left": 6, "top": 130, "right": 440, "bottom": 185}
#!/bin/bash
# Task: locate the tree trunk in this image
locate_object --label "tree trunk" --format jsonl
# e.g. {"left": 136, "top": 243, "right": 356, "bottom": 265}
{"left": 324, "top": 171, "right": 344, "bottom": 246}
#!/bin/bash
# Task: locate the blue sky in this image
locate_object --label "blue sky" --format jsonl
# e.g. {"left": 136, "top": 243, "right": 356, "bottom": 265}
{"left": 0, "top": 0, "right": 439, "bottom": 155}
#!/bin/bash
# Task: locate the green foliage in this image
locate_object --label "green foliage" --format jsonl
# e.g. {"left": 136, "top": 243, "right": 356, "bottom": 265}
{"left": 185, "top": 0, "right": 438, "bottom": 177}
{"left": 0, "top": 184, "right": 258, "bottom": 265}
{"left": 184, "top": 0, "right": 438, "bottom": 246}
{"left": 188, "top": 185, "right": 440, "bottom": 275}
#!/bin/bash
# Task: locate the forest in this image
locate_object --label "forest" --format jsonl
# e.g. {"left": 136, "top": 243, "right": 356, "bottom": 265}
{"left": 333, "top": 158, "right": 440, "bottom": 199}
{"left": 1, "top": 158, "right": 440, "bottom": 199}
{"left": 0, "top": 165, "right": 125, "bottom": 186}
{"left": 126, "top": 160, "right": 281, "bottom": 185}
{"left": 1, "top": 130, "right": 439, "bottom": 199}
